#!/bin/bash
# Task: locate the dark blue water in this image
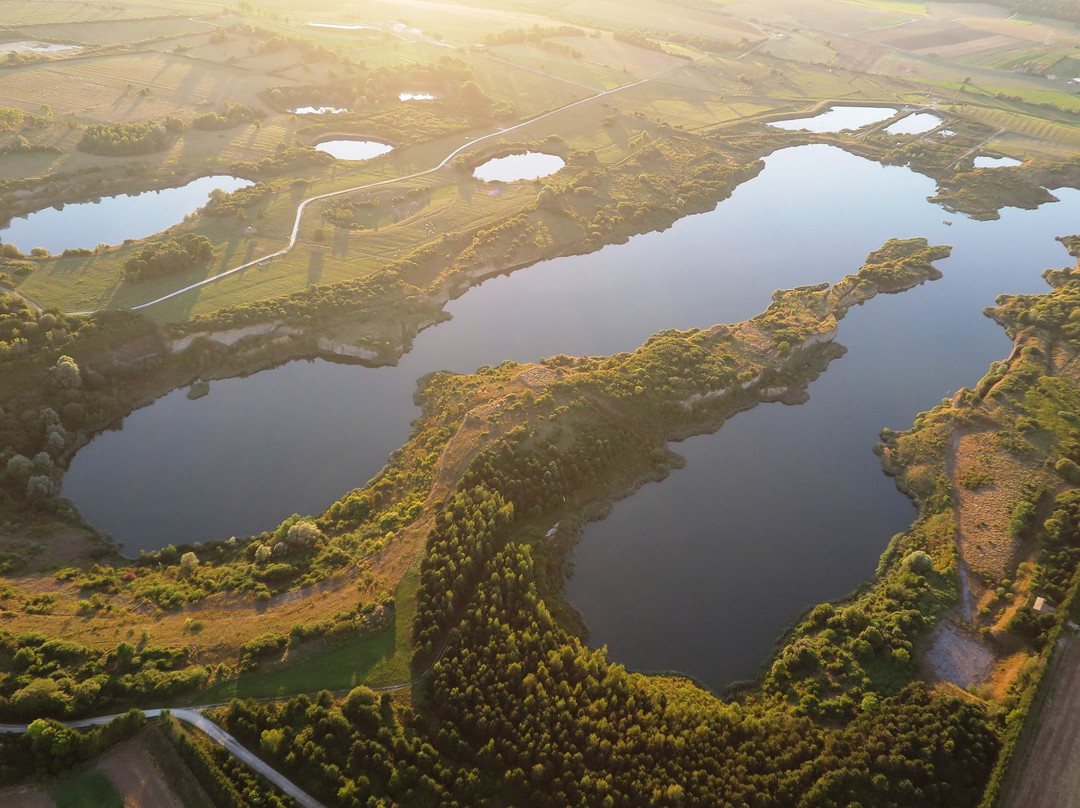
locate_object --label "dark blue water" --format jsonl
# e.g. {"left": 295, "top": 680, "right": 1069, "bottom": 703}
{"left": 62, "top": 145, "right": 1080, "bottom": 686}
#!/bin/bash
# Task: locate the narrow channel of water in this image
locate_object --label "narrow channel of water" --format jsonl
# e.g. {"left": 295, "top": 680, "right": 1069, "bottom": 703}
{"left": 61, "top": 145, "right": 1080, "bottom": 687}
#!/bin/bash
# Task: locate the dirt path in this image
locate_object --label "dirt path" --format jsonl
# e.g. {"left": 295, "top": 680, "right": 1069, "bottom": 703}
{"left": 1000, "top": 633, "right": 1080, "bottom": 807}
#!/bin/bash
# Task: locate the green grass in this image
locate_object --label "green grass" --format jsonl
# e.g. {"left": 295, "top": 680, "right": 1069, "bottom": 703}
{"left": 51, "top": 769, "right": 123, "bottom": 808}
{"left": 193, "top": 569, "right": 418, "bottom": 703}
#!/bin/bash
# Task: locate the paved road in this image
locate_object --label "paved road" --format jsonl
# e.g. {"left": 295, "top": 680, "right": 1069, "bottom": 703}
{"left": 65, "top": 77, "right": 644, "bottom": 317}
{"left": 0, "top": 708, "right": 327, "bottom": 808}
{"left": 0, "top": 283, "right": 43, "bottom": 313}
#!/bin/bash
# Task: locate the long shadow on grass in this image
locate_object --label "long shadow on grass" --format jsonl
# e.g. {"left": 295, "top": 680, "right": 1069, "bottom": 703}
{"left": 193, "top": 622, "right": 400, "bottom": 704}
{"left": 307, "top": 249, "right": 324, "bottom": 285}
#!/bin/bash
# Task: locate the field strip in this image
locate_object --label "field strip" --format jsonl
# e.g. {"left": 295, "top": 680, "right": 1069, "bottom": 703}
{"left": 68, "top": 77, "right": 646, "bottom": 317}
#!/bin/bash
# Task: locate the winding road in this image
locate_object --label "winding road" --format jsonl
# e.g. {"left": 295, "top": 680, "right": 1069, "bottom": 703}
{"left": 70, "top": 77, "right": 645, "bottom": 317}
{"left": 0, "top": 707, "right": 327, "bottom": 808}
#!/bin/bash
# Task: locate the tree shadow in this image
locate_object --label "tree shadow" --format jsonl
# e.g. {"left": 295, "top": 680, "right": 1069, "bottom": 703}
{"left": 216, "top": 236, "right": 242, "bottom": 272}
{"left": 307, "top": 249, "right": 324, "bottom": 286}
{"left": 332, "top": 228, "right": 350, "bottom": 259}
{"left": 49, "top": 255, "right": 95, "bottom": 277}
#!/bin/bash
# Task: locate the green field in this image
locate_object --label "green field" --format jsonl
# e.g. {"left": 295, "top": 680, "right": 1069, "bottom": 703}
{"left": 195, "top": 569, "right": 417, "bottom": 702}
{"left": 51, "top": 769, "right": 123, "bottom": 808}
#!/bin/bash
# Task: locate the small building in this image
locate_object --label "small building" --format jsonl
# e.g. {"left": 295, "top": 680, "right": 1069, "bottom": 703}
{"left": 1033, "top": 596, "right": 1057, "bottom": 615}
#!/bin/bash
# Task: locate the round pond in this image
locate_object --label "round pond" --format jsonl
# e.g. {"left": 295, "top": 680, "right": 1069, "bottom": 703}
{"left": 473, "top": 152, "right": 565, "bottom": 182}
{"left": 315, "top": 140, "right": 394, "bottom": 160}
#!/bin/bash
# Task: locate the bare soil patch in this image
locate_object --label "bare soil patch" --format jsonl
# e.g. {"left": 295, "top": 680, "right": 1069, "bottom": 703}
{"left": 952, "top": 430, "right": 1047, "bottom": 578}
{"left": 924, "top": 619, "right": 996, "bottom": 688}
{"left": 97, "top": 726, "right": 204, "bottom": 808}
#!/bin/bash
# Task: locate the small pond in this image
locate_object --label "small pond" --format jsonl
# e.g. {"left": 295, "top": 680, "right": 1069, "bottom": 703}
{"left": 315, "top": 140, "right": 394, "bottom": 161}
{"left": 0, "top": 175, "right": 251, "bottom": 255}
{"left": 769, "top": 105, "right": 895, "bottom": 132}
{"left": 974, "top": 155, "right": 1022, "bottom": 168}
{"left": 1, "top": 40, "right": 79, "bottom": 53}
{"left": 399, "top": 92, "right": 435, "bottom": 101}
{"left": 473, "top": 152, "right": 565, "bottom": 182}
{"left": 291, "top": 106, "right": 347, "bottom": 115}
{"left": 884, "top": 112, "right": 940, "bottom": 135}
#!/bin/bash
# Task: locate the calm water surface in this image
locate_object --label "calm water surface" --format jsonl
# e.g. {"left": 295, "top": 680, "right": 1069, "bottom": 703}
{"left": 291, "top": 106, "right": 347, "bottom": 115}
{"left": 315, "top": 140, "right": 394, "bottom": 160}
{"left": 770, "top": 106, "right": 895, "bottom": 132}
{"left": 473, "top": 152, "right": 566, "bottom": 182}
{"left": 0, "top": 175, "right": 251, "bottom": 254}
{"left": 885, "top": 112, "right": 940, "bottom": 135}
{"left": 63, "top": 145, "right": 1080, "bottom": 687}
{"left": 974, "top": 156, "right": 1022, "bottom": 168}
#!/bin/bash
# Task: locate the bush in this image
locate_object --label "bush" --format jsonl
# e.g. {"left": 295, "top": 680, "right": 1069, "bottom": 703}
{"left": 123, "top": 234, "right": 213, "bottom": 282}
{"left": 78, "top": 119, "right": 184, "bottom": 156}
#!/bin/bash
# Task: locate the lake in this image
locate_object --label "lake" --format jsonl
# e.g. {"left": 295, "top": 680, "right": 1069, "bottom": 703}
{"left": 769, "top": 105, "right": 895, "bottom": 132}
{"left": 61, "top": 145, "right": 1080, "bottom": 688}
{"left": 0, "top": 175, "right": 251, "bottom": 255}
{"left": 315, "top": 140, "right": 394, "bottom": 160}
{"left": 473, "top": 152, "right": 566, "bottom": 182}
{"left": 974, "top": 156, "right": 1022, "bottom": 168}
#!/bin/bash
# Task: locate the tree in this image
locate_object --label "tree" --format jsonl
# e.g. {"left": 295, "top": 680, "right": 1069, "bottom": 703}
{"left": 536, "top": 185, "right": 559, "bottom": 211}
{"left": 0, "top": 107, "right": 23, "bottom": 129}
{"left": 180, "top": 551, "right": 199, "bottom": 578}
{"left": 286, "top": 520, "right": 322, "bottom": 546}
{"left": 6, "top": 454, "right": 31, "bottom": 484}
{"left": 27, "top": 718, "right": 74, "bottom": 760}
{"left": 52, "top": 355, "right": 81, "bottom": 389}
{"left": 459, "top": 80, "right": 484, "bottom": 103}
{"left": 26, "top": 475, "right": 52, "bottom": 502}
{"left": 31, "top": 452, "right": 52, "bottom": 474}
